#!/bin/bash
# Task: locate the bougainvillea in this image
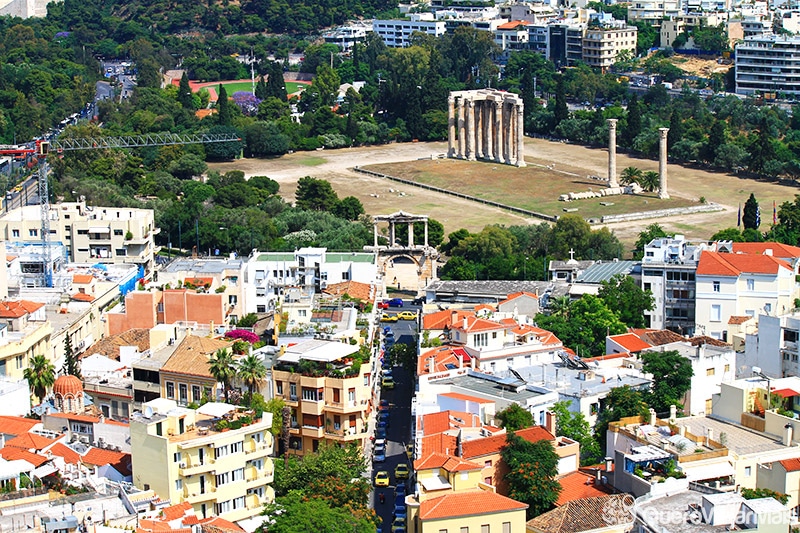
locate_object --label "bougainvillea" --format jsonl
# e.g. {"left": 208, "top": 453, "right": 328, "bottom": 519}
{"left": 225, "top": 329, "right": 260, "bottom": 344}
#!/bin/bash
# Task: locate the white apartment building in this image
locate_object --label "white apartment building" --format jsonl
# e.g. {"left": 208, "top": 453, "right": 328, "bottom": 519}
{"left": 495, "top": 20, "right": 531, "bottom": 50}
{"left": 373, "top": 15, "right": 447, "bottom": 47}
{"left": 736, "top": 35, "right": 800, "bottom": 96}
{"left": 498, "top": 1, "right": 558, "bottom": 23}
{"left": 695, "top": 251, "right": 797, "bottom": 341}
{"left": 745, "top": 312, "right": 800, "bottom": 378}
{"left": 322, "top": 23, "right": 371, "bottom": 51}
{"left": 628, "top": 0, "right": 681, "bottom": 26}
{"left": 242, "top": 248, "right": 377, "bottom": 314}
{"left": 0, "top": 201, "right": 158, "bottom": 277}
{"left": 582, "top": 23, "right": 638, "bottom": 70}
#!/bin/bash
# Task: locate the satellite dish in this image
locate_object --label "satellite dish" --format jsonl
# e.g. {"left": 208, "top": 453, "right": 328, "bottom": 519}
{"left": 143, "top": 406, "right": 154, "bottom": 419}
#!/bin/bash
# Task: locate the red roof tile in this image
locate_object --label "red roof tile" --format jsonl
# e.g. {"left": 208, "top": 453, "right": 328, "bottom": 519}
{"left": 73, "top": 274, "right": 94, "bottom": 284}
{"left": 454, "top": 316, "right": 507, "bottom": 333}
{"left": 607, "top": 333, "right": 652, "bottom": 353}
{"left": 161, "top": 502, "right": 193, "bottom": 521}
{"left": 462, "top": 427, "right": 554, "bottom": 459}
{"left": 0, "top": 416, "right": 39, "bottom": 435}
{"left": 82, "top": 448, "right": 132, "bottom": 476}
{"left": 497, "top": 20, "right": 530, "bottom": 30}
{"left": 555, "top": 471, "right": 614, "bottom": 506}
{"left": 0, "top": 300, "right": 43, "bottom": 318}
{"left": 72, "top": 293, "right": 95, "bottom": 302}
{"left": 4, "top": 432, "right": 59, "bottom": 451}
{"left": 697, "top": 251, "right": 792, "bottom": 276}
{"left": 0, "top": 447, "right": 49, "bottom": 466}
{"left": 322, "top": 281, "right": 372, "bottom": 301}
{"left": 421, "top": 412, "right": 452, "bottom": 436}
{"left": 732, "top": 242, "right": 800, "bottom": 259}
{"left": 49, "top": 442, "right": 81, "bottom": 464}
{"left": 414, "top": 452, "right": 482, "bottom": 472}
{"left": 420, "top": 433, "right": 459, "bottom": 458}
{"left": 419, "top": 491, "right": 527, "bottom": 520}
{"left": 439, "top": 392, "right": 493, "bottom": 404}
{"left": 780, "top": 458, "right": 800, "bottom": 472}
{"left": 499, "top": 292, "right": 539, "bottom": 306}
{"left": 418, "top": 345, "right": 471, "bottom": 375}
{"left": 422, "top": 309, "right": 474, "bottom": 331}
{"left": 198, "top": 516, "right": 245, "bottom": 532}
{"left": 728, "top": 315, "right": 753, "bottom": 325}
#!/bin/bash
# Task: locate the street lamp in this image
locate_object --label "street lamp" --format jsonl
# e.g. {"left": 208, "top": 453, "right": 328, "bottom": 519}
{"left": 753, "top": 366, "right": 772, "bottom": 412}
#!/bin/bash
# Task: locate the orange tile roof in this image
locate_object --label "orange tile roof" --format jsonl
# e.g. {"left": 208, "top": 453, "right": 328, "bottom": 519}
{"left": 72, "top": 274, "right": 94, "bottom": 284}
{"left": 474, "top": 303, "right": 497, "bottom": 312}
{"left": 5, "top": 255, "right": 15, "bottom": 262}
{"left": 48, "top": 412, "right": 103, "bottom": 424}
{"left": 322, "top": 280, "right": 372, "bottom": 301}
{"left": 439, "top": 392, "right": 493, "bottom": 404}
{"left": 420, "top": 432, "right": 459, "bottom": 458}
{"left": 421, "top": 412, "right": 452, "bottom": 435}
{"left": 4, "top": 432, "right": 59, "bottom": 450}
{"left": 83, "top": 328, "right": 151, "bottom": 360}
{"left": 161, "top": 335, "right": 232, "bottom": 378}
{"left": 72, "top": 293, "right": 95, "bottom": 302}
{"left": 690, "top": 336, "right": 731, "bottom": 347}
{"left": 0, "top": 447, "right": 49, "bottom": 466}
{"left": 422, "top": 309, "right": 474, "bottom": 331}
{"left": 195, "top": 109, "right": 215, "bottom": 120}
{"left": 728, "top": 315, "right": 753, "bottom": 325}
{"left": 454, "top": 316, "right": 507, "bottom": 333}
{"left": 82, "top": 448, "right": 132, "bottom": 476}
{"left": 499, "top": 291, "right": 539, "bottom": 306}
{"left": 418, "top": 345, "right": 471, "bottom": 375}
{"left": 732, "top": 242, "right": 800, "bottom": 259}
{"left": 527, "top": 495, "right": 632, "bottom": 533}
{"left": 0, "top": 300, "right": 43, "bottom": 318}
{"left": 607, "top": 333, "right": 652, "bottom": 353}
{"left": 780, "top": 458, "right": 800, "bottom": 472}
{"left": 0, "top": 416, "right": 39, "bottom": 435}
{"left": 199, "top": 516, "right": 245, "bottom": 532}
{"left": 633, "top": 329, "right": 686, "bottom": 346}
{"left": 555, "top": 471, "right": 614, "bottom": 506}
{"left": 582, "top": 352, "right": 630, "bottom": 363}
{"left": 461, "top": 427, "right": 554, "bottom": 459}
{"left": 415, "top": 452, "right": 483, "bottom": 472}
{"left": 162, "top": 502, "right": 193, "bottom": 521}
{"left": 497, "top": 20, "right": 530, "bottom": 30}
{"left": 49, "top": 442, "right": 81, "bottom": 464}
{"left": 419, "top": 490, "right": 527, "bottom": 520}
{"left": 697, "top": 251, "right": 792, "bottom": 276}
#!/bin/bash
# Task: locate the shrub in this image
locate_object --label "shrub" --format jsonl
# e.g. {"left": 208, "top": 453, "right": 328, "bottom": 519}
{"left": 225, "top": 329, "right": 260, "bottom": 344}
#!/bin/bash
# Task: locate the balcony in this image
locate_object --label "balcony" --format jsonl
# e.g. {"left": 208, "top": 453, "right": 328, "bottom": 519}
{"left": 300, "top": 400, "right": 324, "bottom": 416}
{"left": 179, "top": 458, "right": 215, "bottom": 476}
{"left": 185, "top": 489, "right": 217, "bottom": 504}
{"left": 244, "top": 441, "right": 271, "bottom": 456}
{"left": 302, "top": 425, "right": 324, "bottom": 438}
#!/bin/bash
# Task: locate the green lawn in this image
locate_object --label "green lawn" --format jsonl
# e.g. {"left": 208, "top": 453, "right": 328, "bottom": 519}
{"left": 213, "top": 81, "right": 308, "bottom": 96}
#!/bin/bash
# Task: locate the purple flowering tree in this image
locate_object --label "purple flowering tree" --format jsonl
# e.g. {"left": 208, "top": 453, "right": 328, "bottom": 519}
{"left": 231, "top": 91, "right": 262, "bottom": 117}
{"left": 225, "top": 329, "right": 260, "bottom": 344}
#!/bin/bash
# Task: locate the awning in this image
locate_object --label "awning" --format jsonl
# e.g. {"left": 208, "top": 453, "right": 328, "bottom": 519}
{"left": 89, "top": 226, "right": 110, "bottom": 233}
{"left": 33, "top": 463, "right": 58, "bottom": 478}
{"left": 197, "top": 402, "right": 238, "bottom": 418}
{"left": 681, "top": 462, "right": 735, "bottom": 482}
{"left": 773, "top": 388, "right": 800, "bottom": 398}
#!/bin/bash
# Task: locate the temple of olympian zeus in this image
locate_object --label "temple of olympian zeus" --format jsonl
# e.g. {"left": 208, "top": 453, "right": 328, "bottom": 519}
{"left": 365, "top": 211, "right": 438, "bottom": 293}
{"left": 447, "top": 90, "right": 526, "bottom": 167}
{"left": 606, "top": 118, "right": 669, "bottom": 199}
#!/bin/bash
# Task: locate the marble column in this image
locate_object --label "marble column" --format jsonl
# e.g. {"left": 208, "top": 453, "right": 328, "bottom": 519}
{"left": 659, "top": 127, "right": 670, "bottom": 199}
{"left": 408, "top": 222, "right": 414, "bottom": 247}
{"left": 447, "top": 96, "right": 456, "bottom": 158}
{"left": 423, "top": 221, "right": 428, "bottom": 247}
{"left": 504, "top": 103, "right": 512, "bottom": 165}
{"left": 607, "top": 119, "right": 618, "bottom": 188}
{"left": 475, "top": 100, "right": 484, "bottom": 159}
{"left": 494, "top": 100, "right": 503, "bottom": 163}
{"left": 485, "top": 103, "right": 494, "bottom": 160}
{"left": 516, "top": 103, "right": 526, "bottom": 167}
{"left": 467, "top": 99, "right": 476, "bottom": 161}
{"left": 457, "top": 98, "right": 465, "bottom": 159}
{"left": 390, "top": 222, "right": 395, "bottom": 247}
{"left": 373, "top": 224, "right": 379, "bottom": 248}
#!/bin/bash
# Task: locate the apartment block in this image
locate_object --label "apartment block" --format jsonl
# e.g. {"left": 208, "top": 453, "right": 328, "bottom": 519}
{"left": 271, "top": 339, "right": 373, "bottom": 455}
{"left": 582, "top": 23, "right": 638, "bottom": 70}
{"left": 372, "top": 15, "right": 447, "bottom": 47}
{"left": 745, "top": 311, "right": 800, "bottom": 378}
{"left": 628, "top": 0, "right": 681, "bottom": 27}
{"left": 736, "top": 35, "right": 800, "bottom": 96}
{"left": 130, "top": 399, "right": 274, "bottom": 523}
{"left": 0, "top": 201, "right": 158, "bottom": 276}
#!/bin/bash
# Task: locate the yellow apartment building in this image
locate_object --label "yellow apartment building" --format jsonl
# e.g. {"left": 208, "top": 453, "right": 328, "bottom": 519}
{"left": 130, "top": 398, "right": 274, "bottom": 523}
{"left": 0, "top": 300, "right": 51, "bottom": 380}
{"left": 271, "top": 339, "right": 373, "bottom": 455}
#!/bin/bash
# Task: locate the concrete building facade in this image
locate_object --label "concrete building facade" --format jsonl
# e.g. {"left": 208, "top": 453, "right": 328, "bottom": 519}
{"left": 736, "top": 35, "right": 800, "bottom": 96}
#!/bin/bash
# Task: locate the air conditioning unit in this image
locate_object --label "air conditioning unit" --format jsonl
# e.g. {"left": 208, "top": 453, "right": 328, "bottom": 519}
{"left": 179, "top": 462, "right": 186, "bottom": 468}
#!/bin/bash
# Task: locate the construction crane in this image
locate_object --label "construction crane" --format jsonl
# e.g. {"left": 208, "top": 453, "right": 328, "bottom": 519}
{"left": 1, "top": 132, "right": 241, "bottom": 287}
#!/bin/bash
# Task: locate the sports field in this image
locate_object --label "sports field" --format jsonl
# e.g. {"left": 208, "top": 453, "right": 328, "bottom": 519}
{"left": 214, "top": 81, "right": 308, "bottom": 95}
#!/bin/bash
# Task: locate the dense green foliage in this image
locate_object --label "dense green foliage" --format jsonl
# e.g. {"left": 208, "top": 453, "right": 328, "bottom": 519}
{"left": 641, "top": 349, "right": 694, "bottom": 413}
{"left": 501, "top": 433, "right": 561, "bottom": 519}
{"left": 496, "top": 404, "right": 535, "bottom": 431}
{"left": 595, "top": 385, "right": 650, "bottom": 449}
{"left": 598, "top": 274, "right": 655, "bottom": 329}
{"left": 535, "top": 295, "right": 628, "bottom": 356}
{"left": 550, "top": 401, "right": 602, "bottom": 465}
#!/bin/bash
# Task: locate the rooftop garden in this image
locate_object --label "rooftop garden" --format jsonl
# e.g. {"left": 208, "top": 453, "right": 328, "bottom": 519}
{"left": 274, "top": 345, "right": 370, "bottom": 378}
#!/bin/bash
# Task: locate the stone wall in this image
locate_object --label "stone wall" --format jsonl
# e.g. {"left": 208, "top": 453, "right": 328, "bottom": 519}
{"left": 598, "top": 203, "right": 723, "bottom": 224}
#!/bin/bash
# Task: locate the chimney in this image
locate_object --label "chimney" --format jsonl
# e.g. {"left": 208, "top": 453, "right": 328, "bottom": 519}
{"left": 669, "top": 405, "right": 677, "bottom": 424}
{"left": 784, "top": 423, "right": 794, "bottom": 446}
{"left": 471, "top": 355, "right": 477, "bottom": 370}
{"left": 595, "top": 469, "right": 603, "bottom": 484}
{"left": 462, "top": 317, "right": 469, "bottom": 330}
{"left": 680, "top": 425, "right": 687, "bottom": 437}
{"left": 649, "top": 408, "right": 657, "bottom": 426}
{"left": 545, "top": 411, "right": 556, "bottom": 436}
{"left": 706, "top": 427, "right": 713, "bottom": 446}
{"left": 605, "top": 457, "right": 613, "bottom": 472}
{"left": 458, "top": 352, "right": 463, "bottom": 369}
{"left": 428, "top": 356, "right": 435, "bottom": 374}
{"left": 451, "top": 310, "right": 458, "bottom": 326}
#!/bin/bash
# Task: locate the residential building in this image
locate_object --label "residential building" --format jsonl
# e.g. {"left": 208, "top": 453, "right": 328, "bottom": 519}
{"left": 736, "top": 35, "right": 800, "bottom": 96}
{"left": 372, "top": 15, "right": 448, "bottom": 47}
{"left": 0, "top": 201, "right": 158, "bottom": 277}
{"left": 745, "top": 311, "right": 800, "bottom": 378}
{"left": 641, "top": 235, "right": 709, "bottom": 334}
{"left": 42, "top": 411, "right": 130, "bottom": 451}
{"left": 582, "top": 23, "right": 638, "bottom": 71}
{"left": 131, "top": 324, "right": 195, "bottom": 407}
{"left": 527, "top": 494, "right": 634, "bottom": 533}
{"left": 242, "top": 247, "right": 377, "bottom": 314}
{"left": 695, "top": 251, "right": 796, "bottom": 340}
{"left": 628, "top": 0, "right": 681, "bottom": 27}
{"left": 0, "top": 300, "right": 51, "bottom": 381}
{"left": 498, "top": 1, "right": 558, "bottom": 23}
{"left": 159, "top": 335, "right": 233, "bottom": 407}
{"left": 130, "top": 399, "right": 275, "bottom": 523}
{"left": 497, "top": 291, "right": 540, "bottom": 317}
{"left": 271, "top": 339, "right": 372, "bottom": 455}
{"left": 495, "top": 20, "right": 532, "bottom": 50}
{"left": 424, "top": 280, "right": 567, "bottom": 305}
{"left": 322, "top": 23, "right": 371, "bottom": 50}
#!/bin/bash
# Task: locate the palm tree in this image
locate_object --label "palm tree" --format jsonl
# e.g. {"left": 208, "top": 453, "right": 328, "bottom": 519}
{"left": 620, "top": 166, "right": 642, "bottom": 185}
{"left": 24, "top": 355, "right": 55, "bottom": 403}
{"left": 548, "top": 295, "right": 572, "bottom": 317}
{"left": 208, "top": 349, "right": 236, "bottom": 403}
{"left": 237, "top": 353, "right": 267, "bottom": 399}
{"left": 640, "top": 170, "right": 660, "bottom": 192}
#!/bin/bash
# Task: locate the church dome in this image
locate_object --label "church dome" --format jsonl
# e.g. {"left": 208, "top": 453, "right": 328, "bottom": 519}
{"left": 53, "top": 374, "right": 83, "bottom": 396}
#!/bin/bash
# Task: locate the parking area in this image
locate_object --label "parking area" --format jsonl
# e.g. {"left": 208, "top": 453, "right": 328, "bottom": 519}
{"left": 372, "top": 301, "right": 420, "bottom": 533}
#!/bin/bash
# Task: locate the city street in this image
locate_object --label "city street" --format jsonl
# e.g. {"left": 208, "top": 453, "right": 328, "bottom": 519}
{"left": 372, "top": 302, "right": 420, "bottom": 533}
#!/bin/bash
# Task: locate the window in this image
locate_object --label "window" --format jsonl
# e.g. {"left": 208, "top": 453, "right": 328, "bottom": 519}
{"left": 156, "top": 422, "right": 162, "bottom": 436}
{"left": 173, "top": 452, "right": 182, "bottom": 463}
{"left": 290, "top": 382, "right": 297, "bottom": 400}
{"left": 461, "top": 528, "right": 470, "bottom": 533}
{"left": 713, "top": 281, "right": 720, "bottom": 292}
{"left": 348, "top": 388, "right": 356, "bottom": 403}
{"left": 481, "top": 526, "right": 490, "bottom": 533}
{"left": 11, "top": 229, "right": 19, "bottom": 238}
{"left": 15, "top": 355, "right": 23, "bottom": 369}
{"left": 711, "top": 304, "right": 721, "bottom": 322}
{"left": 492, "top": 332, "right": 498, "bottom": 339}
{"left": 114, "top": 229, "right": 123, "bottom": 236}
{"left": 166, "top": 382, "right": 175, "bottom": 399}
{"left": 745, "top": 466, "right": 752, "bottom": 477}
{"left": 706, "top": 368, "right": 715, "bottom": 377}
{"left": 506, "top": 358, "right": 513, "bottom": 368}
{"left": 342, "top": 271, "right": 350, "bottom": 281}
{"left": 747, "top": 278, "right": 755, "bottom": 291}
{"left": 28, "top": 229, "right": 38, "bottom": 237}
{"left": 257, "top": 305, "right": 266, "bottom": 313}
{"left": 765, "top": 303, "right": 772, "bottom": 313}
{"left": 503, "top": 523, "right": 511, "bottom": 533}
{"left": 485, "top": 460, "right": 492, "bottom": 467}
{"left": 179, "top": 384, "right": 188, "bottom": 405}
{"left": 439, "top": 530, "right": 448, "bottom": 533}
{"left": 276, "top": 382, "right": 283, "bottom": 395}
{"left": 115, "top": 248, "right": 127, "bottom": 256}
{"left": 77, "top": 229, "right": 88, "bottom": 235}
{"left": 298, "top": 310, "right": 307, "bottom": 317}
{"left": 192, "top": 385, "right": 201, "bottom": 403}
{"left": 175, "top": 479, "right": 182, "bottom": 491}
{"left": 785, "top": 330, "right": 799, "bottom": 343}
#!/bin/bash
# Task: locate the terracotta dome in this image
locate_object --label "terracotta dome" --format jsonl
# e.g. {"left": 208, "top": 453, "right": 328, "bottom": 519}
{"left": 53, "top": 375, "right": 83, "bottom": 396}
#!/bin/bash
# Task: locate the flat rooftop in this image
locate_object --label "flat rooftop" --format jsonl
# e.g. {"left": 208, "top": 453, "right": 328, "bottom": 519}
{"left": 160, "top": 258, "right": 243, "bottom": 274}
{"left": 432, "top": 371, "right": 549, "bottom": 403}
{"left": 426, "top": 280, "right": 569, "bottom": 301}
{"left": 507, "top": 364, "right": 651, "bottom": 399}
{"left": 674, "top": 416, "right": 785, "bottom": 456}
{"left": 278, "top": 339, "right": 360, "bottom": 363}
{"left": 635, "top": 489, "right": 765, "bottom": 533}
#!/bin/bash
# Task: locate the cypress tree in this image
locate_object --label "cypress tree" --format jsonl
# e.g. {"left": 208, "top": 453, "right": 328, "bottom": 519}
{"left": 62, "top": 336, "right": 82, "bottom": 379}
{"left": 178, "top": 72, "right": 193, "bottom": 109}
{"left": 553, "top": 74, "right": 568, "bottom": 128}
{"left": 217, "top": 84, "right": 232, "bottom": 126}
{"left": 743, "top": 193, "right": 760, "bottom": 230}
{"left": 255, "top": 75, "right": 268, "bottom": 100}
{"left": 521, "top": 68, "right": 536, "bottom": 122}
{"left": 668, "top": 110, "right": 683, "bottom": 152}
{"left": 267, "top": 62, "right": 287, "bottom": 102}
{"left": 625, "top": 94, "right": 642, "bottom": 148}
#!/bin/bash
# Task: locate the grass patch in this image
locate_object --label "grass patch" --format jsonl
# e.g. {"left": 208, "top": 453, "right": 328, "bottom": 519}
{"left": 363, "top": 159, "right": 696, "bottom": 220}
{"left": 297, "top": 156, "right": 326, "bottom": 167}
{"left": 203, "top": 81, "right": 308, "bottom": 97}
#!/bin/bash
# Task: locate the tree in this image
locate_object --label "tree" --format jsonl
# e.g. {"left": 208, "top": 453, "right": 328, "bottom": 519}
{"left": 24, "top": 355, "right": 55, "bottom": 403}
{"left": 208, "top": 349, "right": 236, "bottom": 402}
{"left": 549, "top": 214, "right": 591, "bottom": 259}
{"left": 501, "top": 433, "right": 561, "bottom": 518}
{"left": 62, "top": 337, "right": 81, "bottom": 379}
{"left": 255, "top": 76, "right": 268, "bottom": 100}
{"left": 237, "top": 352, "right": 267, "bottom": 398}
{"left": 711, "top": 228, "right": 745, "bottom": 242}
{"left": 295, "top": 177, "right": 340, "bottom": 212}
{"left": 334, "top": 196, "right": 365, "bottom": 221}
{"left": 598, "top": 274, "right": 655, "bottom": 328}
{"left": 620, "top": 166, "right": 642, "bottom": 186}
{"left": 536, "top": 295, "right": 627, "bottom": 356}
{"left": 260, "top": 491, "right": 377, "bottom": 533}
{"left": 275, "top": 442, "right": 367, "bottom": 496}
{"left": 178, "top": 72, "right": 194, "bottom": 110}
{"left": 640, "top": 170, "right": 660, "bottom": 192}
{"left": 496, "top": 404, "right": 535, "bottom": 431}
{"left": 641, "top": 349, "right": 694, "bottom": 413}
{"left": 595, "top": 385, "right": 649, "bottom": 448}
{"left": 267, "top": 62, "right": 287, "bottom": 101}
{"left": 743, "top": 193, "right": 760, "bottom": 230}
{"left": 264, "top": 397, "right": 286, "bottom": 437}
{"left": 550, "top": 401, "right": 602, "bottom": 465}
{"left": 217, "top": 84, "right": 232, "bottom": 126}
{"left": 554, "top": 74, "right": 569, "bottom": 128}
{"left": 244, "top": 121, "right": 289, "bottom": 157}
{"left": 740, "top": 488, "right": 789, "bottom": 505}
{"left": 750, "top": 118, "right": 776, "bottom": 174}
{"left": 703, "top": 119, "right": 727, "bottom": 164}
{"left": 204, "top": 125, "right": 243, "bottom": 161}
{"left": 668, "top": 110, "right": 683, "bottom": 152}
{"left": 634, "top": 223, "right": 673, "bottom": 259}
{"left": 625, "top": 94, "right": 642, "bottom": 148}
{"left": 414, "top": 218, "right": 445, "bottom": 248}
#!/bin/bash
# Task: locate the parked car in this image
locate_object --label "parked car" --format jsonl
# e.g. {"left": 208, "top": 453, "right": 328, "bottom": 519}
{"left": 377, "top": 301, "right": 389, "bottom": 309}
{"left": 397, "top": 311, "right": 418, "bottom": 320}
{"left": 406, "top": 444, "right": 414, "bottom": 459}
{"left": 395, "top": 464, "right": 410, "bottom": 480}
{"left": 381, "top": 313, "right": 399, "bottom": 322}
{"left": 382, "top": 377, "right": 395, "bottom": 389}
{"left": 393, "top": 505, "right": 407, "bottom": 520}
{"left": 412, "top": 296, "right": 426, "bottom": 305}
{"left": 386, "top": 298, "right": 404, "bottom": 307}
{"left": 375, "top": 471, "right": 390, "bottom": 487}
{"left": 374, "top": 450, "right": 386, "bottom": 463}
